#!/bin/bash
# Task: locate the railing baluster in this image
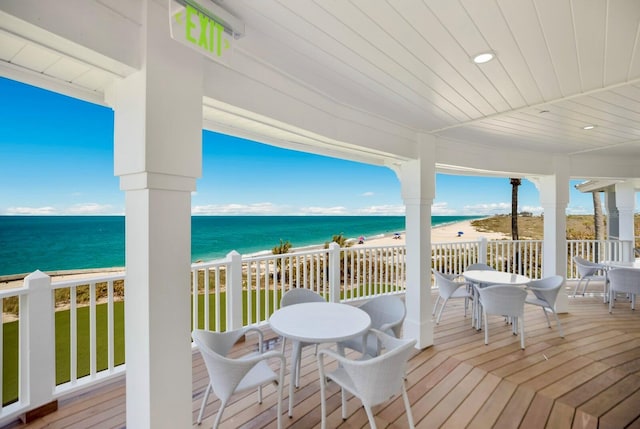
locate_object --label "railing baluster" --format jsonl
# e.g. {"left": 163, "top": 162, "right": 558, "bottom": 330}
{"left": 89, "top": 282, "right": 96, "bottom": 378}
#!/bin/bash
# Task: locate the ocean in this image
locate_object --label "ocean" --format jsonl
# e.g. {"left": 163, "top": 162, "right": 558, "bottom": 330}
{"left": 0, "top": 215, "right": 482, "bottom": 276}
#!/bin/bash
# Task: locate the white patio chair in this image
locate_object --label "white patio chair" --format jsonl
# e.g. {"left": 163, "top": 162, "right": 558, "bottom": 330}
{"left": 337, "top": 295, "right": 406, "bottom": 357}
{"left": 477, "top": 284, "right": 528, "bottom": 349}
{"left": 432, "top": 269, "right": 472, "bottom": 325}
{"left": 572, "top": 256, "right": 607, "bottom": 297}
{"left": 279, "top": 288, "right": 326, "bottom": 386}
{"left": 317, "top": 329, "right": 416, "bottom": 429}
{"left": 525, "top": 275, "right": 565, "bottom": 338}
{"left": 608, "top": 268, "right": 640, "bottom": 313}
{"left": 192, "top": 328, "right": 285, "bottom": 429}
{"left": 465, "top": 263, "right": 496, "bottom": 271}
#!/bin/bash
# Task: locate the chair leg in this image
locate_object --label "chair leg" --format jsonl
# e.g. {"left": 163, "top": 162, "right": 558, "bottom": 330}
{"left": 551, "top": 309, "right": 564, "bottom": 338}
{"left": 364, "top": 405, "right": 377, "bottom": 429}
{"left": 436, "top": 298, "right": 448, "bottom": 324}
{"left": 341, "top": 388, "right": 347, "bottom": 420}
{"left": 401, "top": 384, "right": 415, "bottom": 429}
{"left": 197, "top": 383, "right": 212, "bottom": 424}
{"left": 572, "top": 279, "right": 582, "bottom": 297}
{"left": 581, "top": 279, "right": 591, "bottom": 295}
{"left": 541, "top": 307, "right": 551, "bottom": 328}
{"left": 520, "top": 317, "right": 525, "bottom": 350}
{"left": 484, "top": 310, "right": 489, "bottom": 345}
{"left": 319, "top": 371, "right": 327, "bottom": 429}
{"left": 432, "top": 296, "right": 440, "bottom": 316}
{"left": 212, "top": 398, "right": 227, "bottom": 429}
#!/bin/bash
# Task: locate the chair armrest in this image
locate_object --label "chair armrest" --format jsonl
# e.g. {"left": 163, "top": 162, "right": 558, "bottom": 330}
{"left": 244, "top": 326, "right": 265, "bottom": 352}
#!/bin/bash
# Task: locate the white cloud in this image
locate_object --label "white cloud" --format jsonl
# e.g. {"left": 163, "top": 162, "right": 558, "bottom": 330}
{"left": 432, "top": 202, "right": 457, "bottom": 215}
{"left": 192, "top": 202, "right": 287, "bottom": 215}
{"left": 361, "top": 192, "right": 374, "bottom": 197}
{"left": 67, "top": 203, "right": 114, "bottom": 215}
{"left": 356, "top": 205, "right": 405, "bottom": 215}
{"left": 566, "top": 206, "right": 591, "bottom": 215}
{"left": 299, "top": 206, "right": 349, "bottom": 215}
{"left": 462, "top": 202, "right": 510, "bottom": 215}
{"left": 5, "top": 206, "right": 58, "bottom": 215}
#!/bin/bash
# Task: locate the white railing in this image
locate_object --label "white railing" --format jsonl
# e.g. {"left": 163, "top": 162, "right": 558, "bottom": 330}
{"left": 1, "top": 236, "right": 634, "bottom": 425}
{"left": 0, "top": 271, "right": 126, "bottom": 426}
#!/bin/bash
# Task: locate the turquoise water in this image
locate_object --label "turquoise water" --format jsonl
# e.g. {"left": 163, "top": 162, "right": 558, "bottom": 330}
{"left": 0, "top": 215, "right": 481, "bottom": 276}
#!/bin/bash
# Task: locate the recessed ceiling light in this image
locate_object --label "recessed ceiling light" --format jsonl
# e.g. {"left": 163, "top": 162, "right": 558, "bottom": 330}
{"left": 582, "top": 125, "right": 596, "bottom": 130}
{"left": 473, "top": 52, "right": 495, "bottom": 64}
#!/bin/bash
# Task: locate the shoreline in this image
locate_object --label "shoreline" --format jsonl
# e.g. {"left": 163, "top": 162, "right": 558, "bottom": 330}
{"left": 1, "top": 219, "right": 506, "bottom": 289}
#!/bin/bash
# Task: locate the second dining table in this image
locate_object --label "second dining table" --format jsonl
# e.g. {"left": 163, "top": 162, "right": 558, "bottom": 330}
{"left": 462, "top": 270, "right": 530, "bottom": 330}
{"left": 269, "top": 301, "right": 371, "bottom": 417}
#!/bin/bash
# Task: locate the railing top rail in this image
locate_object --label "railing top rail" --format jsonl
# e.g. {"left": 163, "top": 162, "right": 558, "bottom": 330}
{"left": 0, "top": 287, "right": 29, "bottom": 299}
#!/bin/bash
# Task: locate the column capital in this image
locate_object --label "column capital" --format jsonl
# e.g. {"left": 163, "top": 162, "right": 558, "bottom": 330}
{"left": 119, "top": 172, "right": 197, "bottom": 192}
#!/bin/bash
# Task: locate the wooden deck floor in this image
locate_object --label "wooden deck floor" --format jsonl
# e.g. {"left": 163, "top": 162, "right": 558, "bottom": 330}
{"left": 6, "top": 281, "right": 640, "bottom": 429}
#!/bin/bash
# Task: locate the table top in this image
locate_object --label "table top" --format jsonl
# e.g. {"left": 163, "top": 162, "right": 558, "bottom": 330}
{"left": 463, "top": 270, "right": 530, "bottom": 286}
{"left": 602, "top": 260, "right": 640, "bottom": 269}
{"left": 269, "top": 302, "right": 371, "bottom": 343}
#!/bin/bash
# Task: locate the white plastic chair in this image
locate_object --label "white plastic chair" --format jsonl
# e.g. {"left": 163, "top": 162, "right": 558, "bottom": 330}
{"left": 317, "top": 329, "right": 416, "bottom": 429}
{"left": 192, "top": 328, "right": 285, "bottom": 429}
{"left": 337, "top": 295, "right": 406, "bottom": 357}
{"left": 432, "top": 269, "right": 472, "bottom": 324}
{"left": 608, "top": 268, "right": 640, "bottom": 313}
{"left": 477, "top": 284, "right": 528, "bottom": 349}
{"left": 465, "top": 263, "right": 496, "bottom": 271}
{"left": 279, "top": 288, "right": 326, "bottom": 386}
{"left": 572, "top": 256, "right": 607, "bottom": 297}
{"left": 525, "top": 275, "right": 565, "bottom": 338}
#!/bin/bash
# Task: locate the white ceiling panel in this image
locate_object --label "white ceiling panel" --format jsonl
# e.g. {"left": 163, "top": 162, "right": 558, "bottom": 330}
{"left": 11, "top": 43, "right": 59, "bottom": 73}
{"left": 0, "top": 30, "right": 24, "bottom": 60}
{"left": 45, "top": 56, "right": 92, "bottom": 82}
{"left": 534, "top": 0, "right": 582, "bottom": 96}
{"left": 2, "top": 0, "right": 640, "bottom": 164}
{"left": 573, "top": 0, "right": 607, "bottom": 90}
{"left": 604, "top": 0, "right": 640, "bottom": 84}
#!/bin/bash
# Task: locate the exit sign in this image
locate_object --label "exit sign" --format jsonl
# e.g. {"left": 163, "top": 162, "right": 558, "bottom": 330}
{"left": 169, "top": 0, "right": 234, "bottom": 64}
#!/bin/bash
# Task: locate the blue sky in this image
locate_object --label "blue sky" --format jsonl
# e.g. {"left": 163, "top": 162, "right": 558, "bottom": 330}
{"left": 1, "top": 77, "right": 634, "bottom": 217}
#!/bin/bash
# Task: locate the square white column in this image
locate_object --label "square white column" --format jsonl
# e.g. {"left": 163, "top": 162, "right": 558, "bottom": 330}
{"left": 107, "top": 1, "right": 203, "bottom": 427}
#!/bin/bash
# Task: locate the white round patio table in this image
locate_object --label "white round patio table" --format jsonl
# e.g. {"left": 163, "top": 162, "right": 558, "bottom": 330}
{"left": 463, "top": 270, "right": 530, "bottom": 330}
{"left": 269, "top": 302, "right": 371, "bottom": 417}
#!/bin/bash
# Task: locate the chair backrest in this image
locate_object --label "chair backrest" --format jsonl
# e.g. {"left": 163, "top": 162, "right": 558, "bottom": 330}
{"left": 358, "top": 295, "right": 406, "bottom": 337}
{"left": 527, "top": 275, "right": 564, "bottom": 306}
{"left": 280, "top": 288, "right": 325, "bottom": 308}
{"left": 341, "top": 330, "right": 416, "bottom": 407}
{"left": 465, "top": 263, "right": 495, "bottom": 271}
{"left": 573, "top": 256, "right": 602, "bottom": 277}
{"left": 432, "top": 269, "right": 466, "bottom": 300}
{"left": 192, "top": 328, "right": 256, "bottom": 401}
{"left": 608, "top": 268, "right": 640, "bottom": 294}
{"left": 478, "top": 285, "right": 527, "bottom": 318}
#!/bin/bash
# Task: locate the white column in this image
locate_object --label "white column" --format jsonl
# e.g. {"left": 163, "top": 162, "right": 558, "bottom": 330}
{"left": 537, "top": 159, "right": 569, "bottom": 313}
{"left": 107, "top": 1, "right": 203, "bottom": 427}
{"left": 398, "top": 138, "right": 435, "bottom": 349}
{"left": 615, "top": 181, "right": 636, "bottom": 261}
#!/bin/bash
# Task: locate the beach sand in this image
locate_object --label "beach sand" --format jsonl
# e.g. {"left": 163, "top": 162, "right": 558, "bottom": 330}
{"left": 357, "top": 219, "right": 507, "bottom": 248}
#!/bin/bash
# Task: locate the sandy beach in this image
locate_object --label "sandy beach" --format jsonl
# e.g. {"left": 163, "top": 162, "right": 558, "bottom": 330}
{"left": 356, "top": 219, "right": 507, "bottom": 248}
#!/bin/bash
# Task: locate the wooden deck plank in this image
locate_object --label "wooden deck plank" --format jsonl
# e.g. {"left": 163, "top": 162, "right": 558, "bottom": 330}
{"left": 519, "top": 393, "right": 553, "bottom": 428}
{"left": 5, "top": 286, "right": 640, "bottom": 429}
{"left": 440, "top": 372, "right": 502, "bottom": 429}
